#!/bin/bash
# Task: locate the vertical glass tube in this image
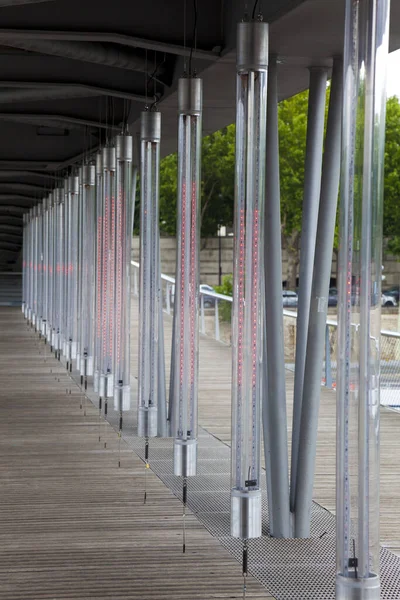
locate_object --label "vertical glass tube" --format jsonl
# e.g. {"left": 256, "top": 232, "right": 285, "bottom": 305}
{"left": 56, "top": 188, "right": 65, "bottom": 353}
{"left": 22, "top": 213, "right": 27, "bottom": 314}
{"left": 94, "top": 151, "right": 103, "bottom": 392}
{"left": 138, "top": 110, "right": 162, "bottom": 438}
{"left": 230, "top": 20, "right": 268, "bottom": 540}
{"left": 42, "top": 197, "right": 49, "bottom": 338}
{"left": 50, "top": 192, "right": 57, "bottom": 346}
{"left": 80, "top": 165, "right": 96, "bottom": 377}
{"left": 100, "top": 147, "right": 116, "bottom": 399}
{"left": 114, "top": 135, "right": 135, "bottom": 411}
{"left": 33, "top": 205, "right": 39, "bottom": 327}
{"left": 70, "top": 175, "right": 80, "bottom": 361}
{"left": 47, "top": 194, "right": 54, "bottom": 342}
{"left": 337, "top": 0, "right": 390, "bottom": 597}
{"left": 172, "top": 78, "right": 202, "bottom": 476}
{"left": 61, "top": 180, "right": 69, "bottom": 355}
{"left": 76, "top": 168, "right": 84, "bottom": 368}
{"left": 28, "top": 207, "right": 34, "bottom": 323}
{"left": 37, "top": 203, "right": 43, "bottom": 332}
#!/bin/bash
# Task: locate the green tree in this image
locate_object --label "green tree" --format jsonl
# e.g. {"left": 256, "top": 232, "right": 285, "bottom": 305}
{"left": 278, "top": 90, "right": 309, "bottom": 288}
{"left": 383, "top": 96, "right": 400, "bottom": 254}
{"left": 156, "top": 125, "right": 236, "bottom": 237}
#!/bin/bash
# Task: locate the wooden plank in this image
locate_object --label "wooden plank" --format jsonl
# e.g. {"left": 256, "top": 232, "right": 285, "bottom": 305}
{"left": 133, "top": 299, "right": 400, "bottom": 551}
{"left": 0, "top": 308, "right": 273, "bottom": 600}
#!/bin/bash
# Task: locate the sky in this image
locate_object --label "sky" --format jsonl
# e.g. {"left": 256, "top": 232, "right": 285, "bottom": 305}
{"left": 388, "top": 50, "right": 400, "bottom": 98}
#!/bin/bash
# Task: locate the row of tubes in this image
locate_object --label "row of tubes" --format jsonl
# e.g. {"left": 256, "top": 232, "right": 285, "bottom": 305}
{"left": 20, "top": 5, "right": 388, "bottom": 596}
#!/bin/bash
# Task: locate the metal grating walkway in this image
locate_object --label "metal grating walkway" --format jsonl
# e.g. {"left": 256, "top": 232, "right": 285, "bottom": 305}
{"left": 96, "top": 394, "right": 400, "bottom": 600}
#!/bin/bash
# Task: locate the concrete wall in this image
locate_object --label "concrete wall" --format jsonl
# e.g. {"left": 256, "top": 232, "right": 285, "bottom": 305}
{"left": 132, "top": 236, "right": 234, "bottom": 286}
{"left": 132, "top": 236, "right": 400, "bottom": 289}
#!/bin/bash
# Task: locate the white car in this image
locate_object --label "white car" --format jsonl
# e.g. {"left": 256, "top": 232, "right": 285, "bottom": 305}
{"left": 382, "top": 293, "right": 397, "bottom": 307}
{"left": 282, "top": 290, "right": 298, "bottom": 307}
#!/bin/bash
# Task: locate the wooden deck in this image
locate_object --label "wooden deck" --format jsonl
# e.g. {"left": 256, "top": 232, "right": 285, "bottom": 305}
{"left": 0, "top": 307, "right": 272, "bottom": 600}
{"left": 2, "top": 296, "right": 400, "bottom": 599}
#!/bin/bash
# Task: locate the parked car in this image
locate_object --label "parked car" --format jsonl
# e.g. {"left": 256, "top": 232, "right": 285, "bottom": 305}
{"left": 328, "top": 287, "right": 338, "bottom": 307}
{"left": 170, "top": 283, "right": 216, "bottom": 308}
{"left": 200, "top": 284, "right": 216, "bottom": 308}
{"left": 328, "top": 287, "right": 396, "bottom": 307}
{"left": 382, "top": 293, "right": 398, "bottom": 307}
{"left": 282, "top": 290, "right": 298, "bottom": 307}
{"left": 383, "top": 285, "right": 399, "bottom": 303}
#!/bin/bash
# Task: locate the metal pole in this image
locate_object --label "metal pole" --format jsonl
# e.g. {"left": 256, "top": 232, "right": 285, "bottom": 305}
{"left": 325, "top": 324, "right": 332, "bottom": 389}
{"left": 336, "top": 0, "right": 389, "bottom": 597}
{"left": 172, "top": 77, "right": 203, "bottom": 471}
{"left": 294, "top": 58, "right": 343, "bottom": 537}
{"left": 263, "top": 56, "right": 291, "bottom": 538}
{"left": 137, "top": 110, "right": 164, "bottom": 438}
{"left": 158, "top": 230, "right": 168, "bottom": 437}
{"left": 230, "top": 18, "right": 268, "bottom": 542}
{"left": 290, "top": 66, "right": 328, "bottom": 511}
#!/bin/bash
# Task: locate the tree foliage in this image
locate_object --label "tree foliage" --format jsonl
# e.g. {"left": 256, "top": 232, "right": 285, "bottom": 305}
{"left": 383, "top": 96, "right": 400, "bottom": 254}
{"left": 135, "top": 92, "right": 400, "bottom": 280}
{"left": 153, "top": 125, "right": 236, "bottom": 237}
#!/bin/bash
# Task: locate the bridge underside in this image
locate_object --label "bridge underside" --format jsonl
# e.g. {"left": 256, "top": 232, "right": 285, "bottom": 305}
{"left": 0, "top": 0, "right": 400, "bottom": 269}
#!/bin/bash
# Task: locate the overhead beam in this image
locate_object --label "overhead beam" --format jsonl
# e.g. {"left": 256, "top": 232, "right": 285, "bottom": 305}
{"left": 0, "top": 171, "right": 59, "bottom": 181}
{"left": 0, "top": 81, "right": 148, "bottom": 103}
{"left": 0, "top": 29, "right": 220, "bottom": 61}
{"left": 0, "top": 113, "right": 120, "bottom": 130}
{"left": 0, "top": 194, "right": 40, "bottom": 203}
{"left": 0, "top": 221, "right": 23, "bottom": 229}
{"left": 0, "top": 182, "right": 46, "bottom": 193}
{"left": 0, "top": 205, "right": 26, "bottom": 214}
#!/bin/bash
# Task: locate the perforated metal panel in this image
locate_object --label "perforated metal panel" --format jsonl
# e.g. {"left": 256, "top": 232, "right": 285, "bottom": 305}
{"left": 80, "top": 375, "right": 400, "bottom": 600}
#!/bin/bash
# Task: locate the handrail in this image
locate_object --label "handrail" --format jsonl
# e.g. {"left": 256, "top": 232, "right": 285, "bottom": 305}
{"left": 131, "top": 260, "right": 400, "bottom": 339}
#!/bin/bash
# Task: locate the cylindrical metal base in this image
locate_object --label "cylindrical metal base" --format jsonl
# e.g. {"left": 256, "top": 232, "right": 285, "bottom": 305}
{"left": 140, "top": 111, "right": 161, "bottom": 142}
{"left": 105, "top": 373, "right": 114, "bottom": 398}
{"left": 230, "top": 489, "right": 262, "bottom": 539}
{"left": 138, "top": 406, "right": 158, "bottom": 438}
{"left": 336, "top": 574, "right": 380, "bottom": 600}
{"left": 51, "top": 330, "right": 57, "bottom": 349}
{"left": 80, "top": 356, "right": 94, "bottom": 377}
{"left": 113, "top": 385, "right": 131, "bottom": 412}
{"left": 116, "top": 135, "right": 133, "bottom": 162}
{"left": 22, "top": 302, "right": 25, "bottom": 315}
{"left": 93, "top": 369, "right": 100, "bottom": 393}
{"left": 41, "top": 320, "right": 47, "bottom": 337}
{"left": 173, "top": 438, "right": 197, "bottom": 476}
{"left": 237, "top": 21, "right": 269, "bottom": 73}
{"left": 99, "top": 373, "right": 106, "bottom": 398}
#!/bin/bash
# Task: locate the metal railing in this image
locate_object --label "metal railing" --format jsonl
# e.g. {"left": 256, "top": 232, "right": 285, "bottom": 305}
{"left": 131, "top": 261, "right": 400, "bottom": 407}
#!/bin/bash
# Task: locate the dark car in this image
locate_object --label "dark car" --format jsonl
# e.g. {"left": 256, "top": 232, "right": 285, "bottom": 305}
{"left": 328, "top": 287, "right": 338, "bottom": 307}
{"left": 200, "top": 284, "right": 216, "bottom": 308}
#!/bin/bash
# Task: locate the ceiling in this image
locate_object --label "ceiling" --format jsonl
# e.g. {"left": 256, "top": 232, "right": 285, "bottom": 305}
{"left": 0, "top": 0, "right": 399, "bottom": 270}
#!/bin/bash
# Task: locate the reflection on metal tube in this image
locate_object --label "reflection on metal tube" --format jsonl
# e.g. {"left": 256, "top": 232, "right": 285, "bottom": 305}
{"left": 114, "top": 134, "right": 135, "bottom": 412}
{"left": 230, "top": 19, "right": 268, "bottom": 541}
{"left": 172, "top": 77, "right": 202, "bottom": 477}
{"left": 137, "top": 110, "right": 165, "bottom": 438}
{"left": 336, "top": 0, "right": 390, "bottom": 598}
